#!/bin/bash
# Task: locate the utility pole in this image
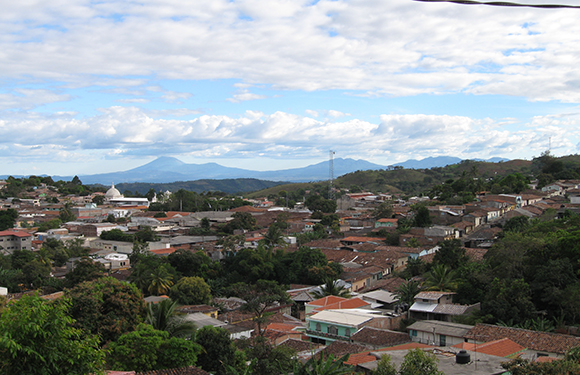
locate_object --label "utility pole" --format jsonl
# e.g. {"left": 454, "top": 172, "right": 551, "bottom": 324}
{"left": 329, "top": 150, "right": 335, "bottom": 200}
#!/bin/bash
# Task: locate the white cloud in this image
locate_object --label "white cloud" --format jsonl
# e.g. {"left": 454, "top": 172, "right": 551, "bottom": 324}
{"left": 226, "top": 89, "right": 267, "bottom": 103}
{"left": 2, "top": 106, "right": 578, "bottom": 166}
{"left": 0, "top": 0, "right": 579, "bottom": 101}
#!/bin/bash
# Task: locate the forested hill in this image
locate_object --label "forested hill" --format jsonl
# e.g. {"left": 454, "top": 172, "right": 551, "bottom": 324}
{"left": 247, "top": 158, "right": 535, "bottom": 198}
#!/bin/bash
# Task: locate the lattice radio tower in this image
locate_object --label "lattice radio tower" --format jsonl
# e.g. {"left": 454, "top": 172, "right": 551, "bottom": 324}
{"left": 329, "top": 150, "right": 335, "bottom": 200}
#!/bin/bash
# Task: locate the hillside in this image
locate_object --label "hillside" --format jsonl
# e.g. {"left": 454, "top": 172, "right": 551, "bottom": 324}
{"left": 246, "top": 159, "right": 534, "bottom": 198}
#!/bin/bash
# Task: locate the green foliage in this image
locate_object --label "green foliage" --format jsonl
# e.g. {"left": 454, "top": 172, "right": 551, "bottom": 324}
{"left": 503, "top": 216, "right": 530, "bottom": 233}
{"left": 399, "top": 349, "right": 444, "bottom": 375}
{"left": 292, "top": 352, "right": 352, "bottom": 375}
{"left": 222, "top": 212, "right": 258, "bottom": 234}
{"left": 195, "top": 326, "right": 238, "bottom": 375}
{"left": 168, "top": 249, "right": 217, "bottom": 279}
{"left": 170, "top": 276, "right": 212, "bottom": 305}
{"left": 432, "top": 239, "right": 468, "bottom": 270}
{"left": 373, "top": 202, "right": 394, "bottom": 220}
{"left": 312, "top": 275, "right": 351, "bottom": 299}
{"left": 227, "top": 279, "right": 291, "bottom": 335}
{"left": 107, "top": 323, "right": 201, "bottom": 372}
{"left": 394, "top": 280, "right": 422, "bottom": 306}
{"left": 423, "top": 265, "right": 458, "bottom": 292}
{"left": 67, "top": 276, "right": 147, "bottom": 343}
{"left": 238, "top": 336, "right": 297, "bottom": 375}
{"left": 412, "top": 205, "right": 432, "bottom": 228}
{"left": 372, "top": 355, "right": 397, "bottom": 375}
{"left": 65, "top": 257, "right": 107, "bottom": 287}
{"left": 483, "top": 278, "right": 535, "bottom": 324}
{"left": 146, "top": 299, "right": 197, "bottom": 338}
{"left": 305, "top": 194, "right": 337, "bottom": 213}
{"left": 0, "top": 209, "right": 18, "bottom": 230}
{"left": 0, "top": 294, "right": 105, "bottom": 375}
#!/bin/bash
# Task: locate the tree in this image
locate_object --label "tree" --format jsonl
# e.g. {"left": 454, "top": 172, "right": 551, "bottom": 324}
{"left": 399, "top": 348, "right": 444, "bottom": 375}
{"left": 107, "top": 323, "right": 201, "bottom": 372}
{"left": 0, "top": 209, "right": 18, "bottom": 230}
{"left": 305, "top": 195, "right": 337, "bottom": 213}
{"left": 238, "top": 336, "right": 297, "bottom": 375}
{"left": 148, "top": 264, "right": 174, "bottom": 296}
{"left": 433, "top": 239, "right": 468, "bottom": 270}
{"left": 372, "top": 355, "right": 397, "bottom": 375}
{"left": 423, "top": 265, "right": 458, "bottom": 292}
{"left": 312, "top": 275, "right": 351, "bottom": 299}
{"left": 0, "top": 294, "right": 105, "bottom": 375}
{"left": 146, "top": 299, "right": 197, "bottom": 338}
{"left": 412, "top": 205, "right": 432, "bottom": 227}
{"left": 169, "top": 276, "right": 212, "bottom": 305}
{"left": 503, "top": 216, "right": 530, "bottom": 233}
{"left": 67, "top": 276, "right": 147, "bottom": 343}
{"left": 227, "top": 280, "right": 292, "bottom": 335}
{"left": 65, "top": 257, "right": 107, "bottom": 287}
{"left": 262, "top": 224, "right": 286, "bottom": 249}
{"left": 373, "top": 202, "right": 394, "bottom": 220}
{"left": 293, "top": 352, "right": 352, "bottom": 375}
{"left": 394, "top": 280, "right": 422, "bottom": 307}
{"left": 195, "top": 326, "right": 239, "bottom": 375}
{"left": 168, "top": 249, "right": 215, "bottom": 279}
{"left": 92, "top": 195, "right": 105, "bottom": 205}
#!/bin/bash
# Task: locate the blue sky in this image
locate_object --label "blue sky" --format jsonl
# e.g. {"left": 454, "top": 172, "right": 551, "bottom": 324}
{"left": 2, "top": 0, "right": 580, "bottom": 176}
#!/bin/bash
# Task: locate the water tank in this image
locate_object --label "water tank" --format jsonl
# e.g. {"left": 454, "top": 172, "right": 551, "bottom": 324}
{"left": 456, "top": 350, "right": 470, "bottom": 364}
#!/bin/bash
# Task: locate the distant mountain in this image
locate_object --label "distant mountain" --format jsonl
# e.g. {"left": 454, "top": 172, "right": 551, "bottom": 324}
{"left": 75, "top": 157, "right": 387, "bottom": 184}
{"left": 1, "top": 155, "right": 510, "bottom": 184}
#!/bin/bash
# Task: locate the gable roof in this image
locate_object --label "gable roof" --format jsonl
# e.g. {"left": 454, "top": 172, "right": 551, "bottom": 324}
{"left": 465, "top": 323, "right": 580, "bottom": 355}
{"left": 0, "top": 230, "right": 32, "bottom": 237}
{"left": 312, "top": 297, "right": 370, "bottom": 313}
{"left": 307, "top": 295, "right": 348, "bottom": 307}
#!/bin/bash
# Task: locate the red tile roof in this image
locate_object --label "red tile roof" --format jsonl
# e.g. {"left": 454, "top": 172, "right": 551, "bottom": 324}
{"left": 307, "top": 295, "right": 348, "bottom": 307}
{"left": 465, "top": 323, "right": 580, "bottom": 355}
{"left": 312, "top": 297, "right": 370, "bottom": 313}
{"left": 0, "top": 230, "right": 32, "bottom": 237}
{"left": 452, "top": 338, "right": 525, "bottom": 358}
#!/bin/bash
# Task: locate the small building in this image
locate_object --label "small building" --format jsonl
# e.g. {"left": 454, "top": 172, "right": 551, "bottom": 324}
{"left": 407, "top": 320, "right": 474, "bottom": 347}
{"left": 0, "top": 230, "right": 33, "bottom": 253}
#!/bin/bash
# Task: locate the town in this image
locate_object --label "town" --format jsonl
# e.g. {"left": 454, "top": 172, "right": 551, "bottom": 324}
{"left": 1, "top": 154, "right": 580, "bottom": 374}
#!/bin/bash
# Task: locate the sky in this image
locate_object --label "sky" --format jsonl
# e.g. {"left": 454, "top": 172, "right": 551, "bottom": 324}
{"left": 2, "top": 0, "right": 580, "bottom": 176}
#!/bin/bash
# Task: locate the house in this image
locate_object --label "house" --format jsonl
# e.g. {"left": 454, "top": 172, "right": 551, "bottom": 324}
{"left": 464, "top": 323, "right": 580, "bottom": 358}
{"left": 305, "top": 309, "right": 379, "bottom": 344}
{"left": 374, "top": 218, "right": 398, "bottom": 229}
{"left": 409, "top": 291, "right": 480, "bottom": 322}
{"left": 0, "top": 230, "right": 33, "bottom": 253}
{"left": 407, "top": 320, "right": 474, "bottom": 346}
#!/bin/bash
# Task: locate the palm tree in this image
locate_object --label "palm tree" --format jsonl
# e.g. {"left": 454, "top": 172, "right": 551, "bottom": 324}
{"left": 393, "top": 280, "right": 422, "bottom": 306}
{"left": 147, "top": 265, "right": 174, "bottom": 296}
{"left": 423, "top": 265, "right": 458, "bottom": 292}
{"left": 262, "top": 224, "right": 286, "bottom": 249}
{"left": 146, "top": 299, "right": 197, "bottom": 338}
{"left": 312, "top": 276, "right": 351, "bottom": 299}
{"left": 293, "top": 352, "right": 352, "bottom": 375}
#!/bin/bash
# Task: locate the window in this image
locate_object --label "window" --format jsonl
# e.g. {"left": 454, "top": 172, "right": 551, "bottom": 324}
{"left": 316, "top": 323, "right": 321, "bottom": 332}
{"left": 345, "top": 328, "right": 351, "bottom": 337}
{"left": 410, "top": 330, "right": 417, "bottom": 337}
{"left": 328, "top": 326, "right": 338, "bottom": 335}
{"left": 439, "top": 335, "right": 446, "bottom": 346}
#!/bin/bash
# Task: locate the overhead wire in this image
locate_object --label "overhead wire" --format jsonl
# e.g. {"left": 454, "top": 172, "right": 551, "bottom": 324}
{"left": 413, "top": 0, "right": 580, "bottom": 8}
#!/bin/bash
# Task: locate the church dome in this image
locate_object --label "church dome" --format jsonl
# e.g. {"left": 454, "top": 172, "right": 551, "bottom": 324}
{"left": 105, "top": 184, "right": 123, "bottom": 199}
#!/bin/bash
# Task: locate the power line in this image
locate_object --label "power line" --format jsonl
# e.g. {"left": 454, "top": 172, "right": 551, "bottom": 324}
{"left": 414, "top": 0, "right": 580, "bottom": 8}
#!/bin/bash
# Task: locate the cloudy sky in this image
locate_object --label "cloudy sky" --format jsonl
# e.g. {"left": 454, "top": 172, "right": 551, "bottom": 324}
{"left": 2, "top": 0, "right": 580, "bottom": 176}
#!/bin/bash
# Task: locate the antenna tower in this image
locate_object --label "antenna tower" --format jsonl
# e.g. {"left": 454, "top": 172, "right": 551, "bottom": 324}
{"left": 329, "top": 150, "right": 335, "bottom": 200}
